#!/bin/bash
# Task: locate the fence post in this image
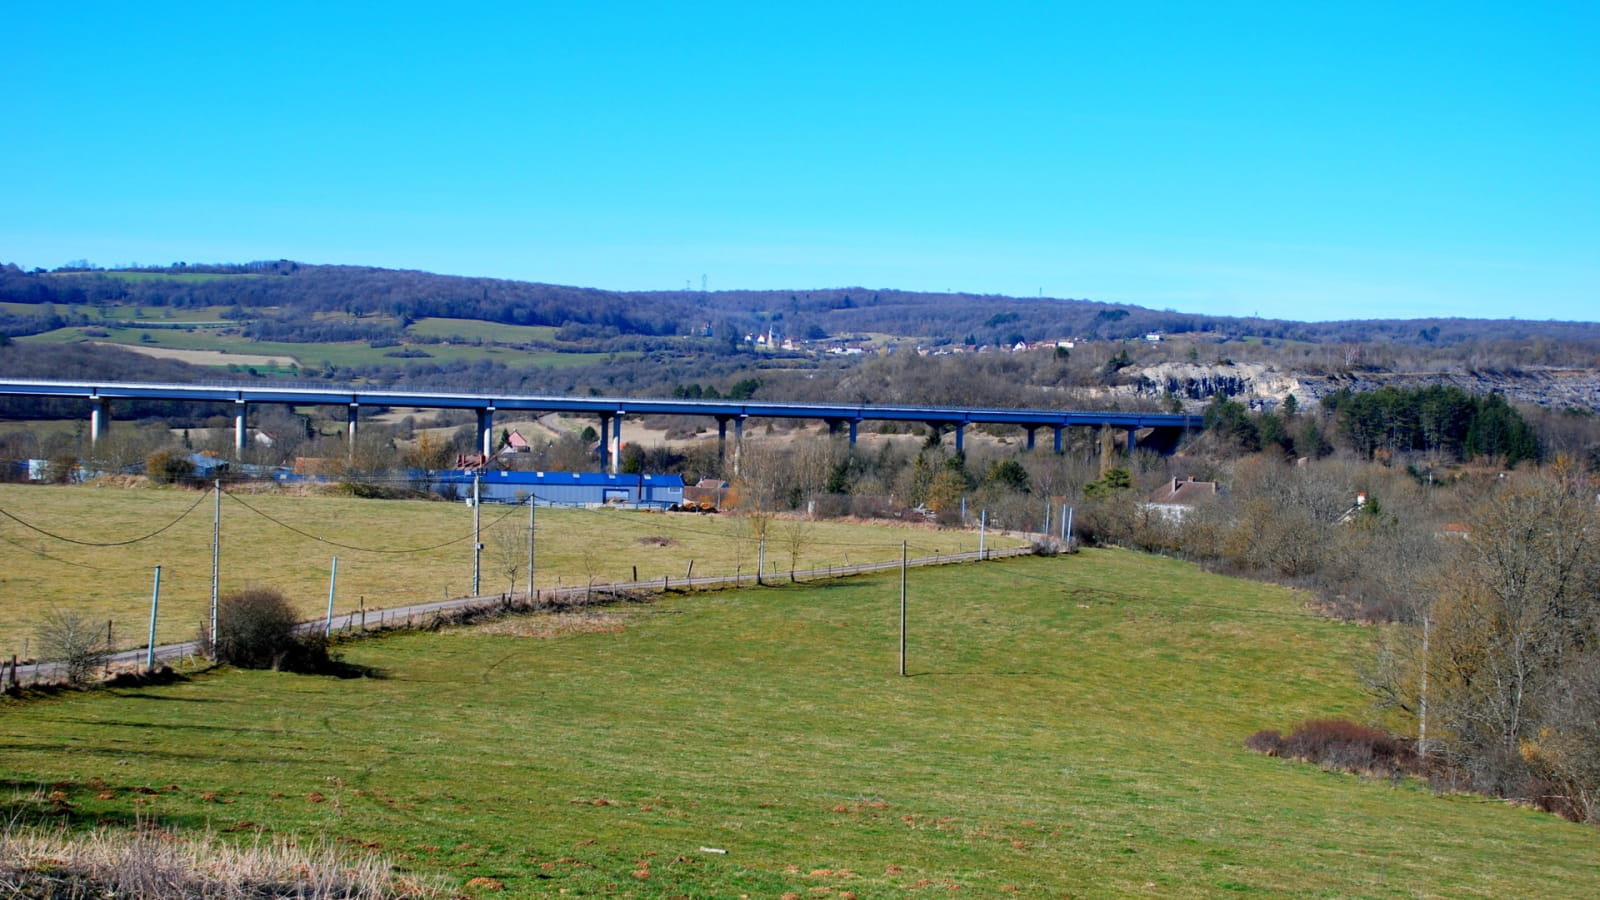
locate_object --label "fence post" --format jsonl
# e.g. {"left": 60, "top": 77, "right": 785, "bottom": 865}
{"left": 899, "top": 541, "right": 908, "bottom": 677}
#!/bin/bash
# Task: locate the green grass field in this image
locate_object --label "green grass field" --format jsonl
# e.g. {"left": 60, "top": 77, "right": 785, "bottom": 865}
{"left": 407, "top": 317, "right": 562, "bottom": 344}
{"left": 2, "top": 549, "right": 1594, "bottom": 897}
{"left": 16, "top": 327, "right": 629, "bottom": 371}
{"left": 0, "top": 483, "right": 1012, "bottom": 659}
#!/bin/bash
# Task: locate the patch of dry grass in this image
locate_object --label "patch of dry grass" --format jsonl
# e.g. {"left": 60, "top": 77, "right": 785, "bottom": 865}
{"left": 0, "top": 816, "right": 438, "bottom": 899}
{"left": 473, "top": 611, "right": 628, "bottom": 638}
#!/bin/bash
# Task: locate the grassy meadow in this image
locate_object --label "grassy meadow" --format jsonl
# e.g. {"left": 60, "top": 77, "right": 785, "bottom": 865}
{"left": 16, "top": 326, "right": 628, "bottom": 372}
{"left": 0, "top": 482, "right": 1011, "bottom": 659}
{"left": 406, "top": 317, "right": 562, "bottom": 344}
{"left": 2, "top": 549, "right": 1596, "bottom": 897}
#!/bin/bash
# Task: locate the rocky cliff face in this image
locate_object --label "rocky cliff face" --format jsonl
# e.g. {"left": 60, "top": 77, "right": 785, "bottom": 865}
{"left": 1120, "top": 363, "right": 1600, "bottom": 412}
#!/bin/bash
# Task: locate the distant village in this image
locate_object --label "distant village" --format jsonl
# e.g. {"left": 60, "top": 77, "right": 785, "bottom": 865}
{"left": 735, "top": 323, "right": 1166, "bottom": 358}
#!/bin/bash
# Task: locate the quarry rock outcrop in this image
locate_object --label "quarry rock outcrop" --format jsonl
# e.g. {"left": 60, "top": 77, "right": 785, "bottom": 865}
{"left": 1118, "top": 363, "right": 1600, "bottom": 413}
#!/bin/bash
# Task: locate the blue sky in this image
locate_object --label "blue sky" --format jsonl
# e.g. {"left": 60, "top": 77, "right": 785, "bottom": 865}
{"left": 4, "top": 2, "right": 1596, "bottom": 322}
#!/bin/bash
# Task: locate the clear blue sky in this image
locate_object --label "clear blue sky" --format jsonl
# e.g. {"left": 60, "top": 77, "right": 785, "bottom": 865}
{"left": 5, "top": 2, "right": 1596, "bottom": 322}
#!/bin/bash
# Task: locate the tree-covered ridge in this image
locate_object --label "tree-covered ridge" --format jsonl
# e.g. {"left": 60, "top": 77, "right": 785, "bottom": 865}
{"left": 6, "top": 261, "right": 1600, "bottom": 348}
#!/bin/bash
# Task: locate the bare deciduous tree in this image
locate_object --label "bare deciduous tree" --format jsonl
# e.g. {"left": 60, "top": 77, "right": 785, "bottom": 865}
{"left": 34, "top": 607, "right": 110, "bottom": 686}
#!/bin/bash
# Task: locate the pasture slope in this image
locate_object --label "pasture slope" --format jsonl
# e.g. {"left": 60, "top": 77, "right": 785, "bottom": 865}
{"left": 2, "top": 550, "right": 1598, "bottom": 898}
{"left": 0, "top": 482, "right": 1007, "bottom": 660}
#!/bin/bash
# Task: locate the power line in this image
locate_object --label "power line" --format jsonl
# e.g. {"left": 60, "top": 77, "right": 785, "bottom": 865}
{"left": 0, "top": 491, "right": 210, "bottom": 546}
{"left": 0, "top": 532, "right": 127, "bottom": 571}
{"left": 221, "top": 489, "right": 523, "bottom": 554}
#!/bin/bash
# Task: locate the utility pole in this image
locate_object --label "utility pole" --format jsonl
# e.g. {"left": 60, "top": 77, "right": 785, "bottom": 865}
{"left": 472, "top": 473, "right": 482, "bottom": 596}
{"left": 210, "top": 479, "right": 220, "bottom": 656}
{"left": 325, "top": 557, "right": 339, "bottom": 638}
{"left": 534, "top": 493, "right": 547, "bottom": 598}
{"left": 146, "top": 565, "right": 161, "bottom": 671}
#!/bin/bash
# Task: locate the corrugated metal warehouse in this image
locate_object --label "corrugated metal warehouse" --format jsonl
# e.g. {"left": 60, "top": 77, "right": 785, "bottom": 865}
{"left": 433, "top": 471, "right": 685, "bottom": 507}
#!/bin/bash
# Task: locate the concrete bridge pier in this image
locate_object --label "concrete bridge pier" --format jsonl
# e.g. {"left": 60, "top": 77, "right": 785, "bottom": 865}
{"left": 1024, "top": 426, "right": 1037, "bottom": 451}
{"left": 234, "top": 400, "right": 247, "bottom": 456}
{"left": 89, "top": 397, "right": 108, "bottom": 446}
{"left": 923, "top": 421, "right": 966, "bottom": 454}
{"left": 477, "top": 406, "right": 496, "bottom": 458}
{"left": 597, "top": 412, "right": 613, "bottom": 472}
{"left": 715, "top": 415, "right": 748, "bottom": 476}
{"left": 1052, "top": 426, "right": 1063, "bottom": 454}
{"left": 825, "top": 418, "right": 861, "bottom": 447}
{"left": 1094, "top": 425, "right": 1139, "bottom": 458}
{"left": 346, "top": 404, "right": 359, "bottom": 458}
{"left": 608, "top": 412, "right": 624, "bottom": 475}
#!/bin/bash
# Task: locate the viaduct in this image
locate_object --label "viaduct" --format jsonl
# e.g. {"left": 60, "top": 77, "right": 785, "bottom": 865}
{"left": 0, "top": 379, "right": 1205, "bottom": 474}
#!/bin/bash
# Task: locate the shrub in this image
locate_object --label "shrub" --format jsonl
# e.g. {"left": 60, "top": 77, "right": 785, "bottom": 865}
{"left": 33, "top": 607, "right": 111, "bottom": 686}
{"left": 45, "top": 452, "right": 79, "bottom": 484}
{"left": 205, "top": 587, "right": 329, "bottom": 672}
{"left": 1243, "top": 729, "right": 1283, "bottom": 756}
{"left": 1246, "top": 719, "right": 1422, "bottom": 779}
{"left": 144, "top": 449, "right": 195, "bottom": 484}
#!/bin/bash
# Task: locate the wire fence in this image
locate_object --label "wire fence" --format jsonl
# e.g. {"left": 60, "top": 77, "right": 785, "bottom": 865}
{"left": 3, "top": 543, "right": 1040, "bottom": 689}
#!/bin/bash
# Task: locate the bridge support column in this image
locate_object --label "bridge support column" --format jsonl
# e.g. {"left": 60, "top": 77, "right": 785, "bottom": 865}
{"left": 1126, "top": 427, "right": 1137, "bottom": 454}
{"left": 1052, "top": 426, "right": 1063, "bottom": 454}
{"left": 826, "top": 418, "right": 861, "bottom": 448}
{"left": 954, "top": 424, "right": 965, "bottom": 455}
{"left": 477, "top": 407, "right": 496, "bottom": 458}
{"left": 609, "top": 413, "right": 624, "bottom": 475}
{"left": 1024, "top": 426, "right": 1037, "bottom": 451}
{"left": 732, "top": 416, "right": 745, "bottom": 477}
{"left": 597, "top": 413, "right": 613, "bottom": 472}
{"left": 234, "top": 401, "right": 247, "bottom": 456}
{"left": 716, "top": 417, "right": 729, "bottom": 465}
{"left": 346, "top": 404, "right": 359, "bottom": 458}
{"left": 90, "top": 398, "right": 108, "bottom": 446}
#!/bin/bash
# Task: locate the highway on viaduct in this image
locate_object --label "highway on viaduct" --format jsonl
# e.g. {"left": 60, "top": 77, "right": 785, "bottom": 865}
{"left": 0, "top": 378, "right": 1204, "bottom": 472}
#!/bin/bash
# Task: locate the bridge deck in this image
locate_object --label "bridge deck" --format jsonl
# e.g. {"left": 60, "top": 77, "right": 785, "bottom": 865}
{"left": 0, "top": 378, "right": 1204, "bottom": 431}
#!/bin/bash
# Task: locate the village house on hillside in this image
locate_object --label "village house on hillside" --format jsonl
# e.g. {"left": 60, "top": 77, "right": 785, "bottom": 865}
{"left": 499, "top": 428, "right": 531, "bottom": 455}
{"left": 1144, "top": 475, "right": 1220, "bottom": 522}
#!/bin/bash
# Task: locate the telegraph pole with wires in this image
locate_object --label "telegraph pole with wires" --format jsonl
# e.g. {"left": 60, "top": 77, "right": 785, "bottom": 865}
{"left": 526, "top": 493, "right": 536, "bottom": 600}
{"left": 210, "top": 479, "right": 220, "bottom": 656}
{"left": 472, "top": 472, "right": 482, "bottom": 596}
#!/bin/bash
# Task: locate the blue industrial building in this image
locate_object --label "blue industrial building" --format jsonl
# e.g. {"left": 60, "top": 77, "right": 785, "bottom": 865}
{"left": 430, "top": 470, "right": 685, "bottom": 507}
